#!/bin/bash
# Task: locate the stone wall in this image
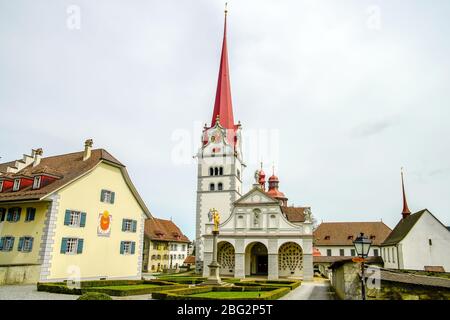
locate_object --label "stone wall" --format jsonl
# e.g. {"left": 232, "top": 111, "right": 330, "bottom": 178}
{"left": 331, "top": 261, "right": 450, "bottom": 300}
{"left": 0, "top": 265, "right": 41, "bottom": 285}
{"left": 367, "top": 280, "right": 450, "bottom": 300}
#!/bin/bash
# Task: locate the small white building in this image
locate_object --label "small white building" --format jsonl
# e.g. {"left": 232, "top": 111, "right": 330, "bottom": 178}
{"left": 381, "top": 169, "right": 450, "bottom": 271}
{"left": 381, "top": 209, "right": 450, "bottom": 271}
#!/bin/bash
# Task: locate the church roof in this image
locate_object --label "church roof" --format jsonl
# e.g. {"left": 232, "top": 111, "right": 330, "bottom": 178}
{"left": 144, "top": 217, "right": 190, "bottom": 243}
{"left": 314, "top": 221, "right": 392, "bottom": 246}
{"left": 381, "top": 209, "right": 427, "bottom": 246}
{"left": 280, "top": 206, "right": 307, "bottom": 222}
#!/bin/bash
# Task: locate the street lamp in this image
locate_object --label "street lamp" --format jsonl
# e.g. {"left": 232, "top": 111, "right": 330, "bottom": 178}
{"left": 353, "top": 233, "right": 372, "bottom": 300}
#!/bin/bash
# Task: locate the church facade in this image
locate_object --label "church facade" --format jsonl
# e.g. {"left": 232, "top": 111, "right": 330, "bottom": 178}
{"left": 195, "top": 11, "right": 313, "bottom": 281}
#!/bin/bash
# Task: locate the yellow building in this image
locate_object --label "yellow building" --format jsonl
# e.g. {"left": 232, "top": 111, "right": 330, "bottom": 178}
{"left": 0, "top": 140, "right": 152, "bottom": 284}
{"left": 143, "top": 218, "right": 190, "bottom": 273}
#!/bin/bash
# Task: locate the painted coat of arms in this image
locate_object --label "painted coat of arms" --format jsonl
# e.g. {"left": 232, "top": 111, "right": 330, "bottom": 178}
{"left": 97, "top": 210, "right": 112, "bottom": 237}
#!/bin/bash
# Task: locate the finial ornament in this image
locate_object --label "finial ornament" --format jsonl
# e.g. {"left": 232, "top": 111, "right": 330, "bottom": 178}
{"left": 225, "top": 2, "right": 228, "bottom": 15}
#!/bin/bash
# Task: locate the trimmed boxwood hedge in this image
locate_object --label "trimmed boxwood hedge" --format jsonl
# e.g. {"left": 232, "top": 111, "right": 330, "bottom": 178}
{"left": 156, "top": 276, "right": 206, "bottom": 284}
{"left": 37, "top": 279, "right": 186, "bottom": 296}
{"left": 234, "top": 280, "right": 301, "bottom": 290}
{"left": 77, "top": 292, "right": 112, "bottom": 300}
{"left": 152, "top": 285, "right": 290, "bottom": 300}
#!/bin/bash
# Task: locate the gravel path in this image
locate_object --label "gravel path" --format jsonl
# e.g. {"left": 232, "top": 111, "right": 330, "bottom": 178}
{"left": 280, "top": 278, "right": 335, "bottom": 300}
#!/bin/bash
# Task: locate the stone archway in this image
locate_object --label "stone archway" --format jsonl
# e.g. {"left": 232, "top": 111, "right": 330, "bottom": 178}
{"left": 217, "top": 241, "right": 235, "bottom": 276}
{"left": 278, "top": 242, "right": 303, "bottom": 277}
{"left": 245, "top": 242, "right": 268, "bottom": 276}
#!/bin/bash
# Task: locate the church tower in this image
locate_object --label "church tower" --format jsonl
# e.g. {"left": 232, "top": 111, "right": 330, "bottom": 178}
{"left": 195, "top": 8, "right": 244, "bottom": 272}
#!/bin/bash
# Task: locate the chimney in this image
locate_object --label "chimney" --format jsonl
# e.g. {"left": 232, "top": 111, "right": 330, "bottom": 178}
{"left": 33, "top": 148, "right": 43, "bottom": 167}
{"left": 83, "top": 139, "right": 93, "bottom": 161}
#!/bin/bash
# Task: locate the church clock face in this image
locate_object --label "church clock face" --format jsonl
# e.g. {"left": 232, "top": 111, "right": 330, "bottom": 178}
{"left": 210, "top": 130, "right": 222, "bottom": 144}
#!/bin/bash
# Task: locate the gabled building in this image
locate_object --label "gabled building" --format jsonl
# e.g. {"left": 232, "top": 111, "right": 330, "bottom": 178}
{"left": 143, "top": 218, "right": 190, "bottom": 273}
{"left": 380, "top": 170, "right": 450, "bottom": 271}
{"left": 0, "top": 140, "right": 151, "bottom": 284}
{"left": 313, "top": 221, "right": 392, "bottom": 258}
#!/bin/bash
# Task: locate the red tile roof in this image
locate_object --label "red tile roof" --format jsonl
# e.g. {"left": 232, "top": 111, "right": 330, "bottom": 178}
{"left": 0, "top": 148, "right": 151, "bottom": 217}
{"left": 184, "top": 255, "right": 195, "bottom": 264}
{"left": 144, "top": 218, "right": 190, "bottom": 243}
{"left": 281, "top": 206, "right": 307, "bottom": 222}
{"left": 314, "top": 222, "right": 392, "bottom": 246}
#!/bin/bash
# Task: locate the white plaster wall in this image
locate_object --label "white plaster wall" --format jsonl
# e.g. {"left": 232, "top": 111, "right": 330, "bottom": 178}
{"left": 400, "top": 212, "right": 450, "bottom": 271}
{"left": 316, "top": 246, "right": 381, "bottom": 257}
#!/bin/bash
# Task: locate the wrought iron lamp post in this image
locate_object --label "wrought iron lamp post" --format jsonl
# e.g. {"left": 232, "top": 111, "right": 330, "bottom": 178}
{"left": 353, "top": 232, "right": 372, "bottom": 300}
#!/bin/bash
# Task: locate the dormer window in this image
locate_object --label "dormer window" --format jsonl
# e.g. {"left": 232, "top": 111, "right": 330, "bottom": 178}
{"left": 347, "top": 235, "right": 354, "bottom": 240}
{"left": 370, "top": 235, "right": 376, "bottom": 240}
{"left": 324, "top": 235, "right": 330, "bottom": 240}
{"left": 33, "top": 176, "right": 41, "bottom": 189}
{"left": 13, "top": 179, "right": 20, "bottom": 191}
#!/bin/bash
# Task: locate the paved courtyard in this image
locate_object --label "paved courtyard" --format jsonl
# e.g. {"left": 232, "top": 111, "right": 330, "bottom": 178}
{"left": 0, "top": 284, "right": 79, "bottom": 300}
{"left": 0, "top": 284, "right": 153, "bottom": 300}
{"left": 280, "top": 278, "right": 335, "bottom": 300}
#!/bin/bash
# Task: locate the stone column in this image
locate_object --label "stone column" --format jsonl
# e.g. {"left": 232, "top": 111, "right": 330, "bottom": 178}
{"left": 303, "top": 253, "right": 313, "bottom": 281}
{"left": 202, "top": 231, "right": 222, "bottom": 285}
{"left": 234, "top": 252, "right": 245, "bottom": 279}
{"left": 268, "top": 254, "right": 279, "bottom": 280}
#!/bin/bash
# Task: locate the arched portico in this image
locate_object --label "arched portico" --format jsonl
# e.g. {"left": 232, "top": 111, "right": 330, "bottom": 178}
{"left": 244, "top": 242, "right": 268, "bottom": 276}
{"left": 217, "top": 241, "right": 235, "bottom": 275}
{"left": 278, "top": 242, "right": 303, "bottom": 277}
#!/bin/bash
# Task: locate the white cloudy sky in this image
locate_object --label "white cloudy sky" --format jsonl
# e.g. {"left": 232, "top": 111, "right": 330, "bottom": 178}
{"left": 1, "top": 0, "right": 449, "bottom": 239}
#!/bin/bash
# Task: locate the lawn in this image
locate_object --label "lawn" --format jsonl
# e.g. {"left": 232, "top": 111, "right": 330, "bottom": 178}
{"left": 189, "top": 291, "right": 265, "bottom": 299}
{"left": 89, "top": 284, "right": 161, "bottom": 290}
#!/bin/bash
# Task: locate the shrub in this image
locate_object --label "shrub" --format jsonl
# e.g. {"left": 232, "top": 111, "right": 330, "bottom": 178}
{"left": 153, "top": 285, "right": 290, "bottom": 300}
{"left": 37, "top": 283, "right": 82, "bottom": 295}
{"left": 77, "top": 292, "right": 112, "bottom": 300}
{"left": 156, "top": 276, "right": 206, "bottom": 284}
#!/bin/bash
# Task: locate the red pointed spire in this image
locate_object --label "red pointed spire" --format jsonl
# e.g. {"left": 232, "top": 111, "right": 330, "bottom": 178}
{"left": 401, "top": 168, "right": 411, "bottom": 219}
{"left": 210, "top": 6, "right": 235, "bottom": 130}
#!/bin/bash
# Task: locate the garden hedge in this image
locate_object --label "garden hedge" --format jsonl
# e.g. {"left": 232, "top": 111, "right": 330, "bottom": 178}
{"left": 152, "top": 285, "right": 290, "bottom": 300}
{"left": 234, "top": 280, "right": 301, "bottom": 290}
{"left": 156, "top": 276, "right": 206, "bottom": 284}
{"left": 37, "top": 279, "right": 185, "bottom": 296}
{"left": 77, "top": 292, "right": 112, "bottom": 300}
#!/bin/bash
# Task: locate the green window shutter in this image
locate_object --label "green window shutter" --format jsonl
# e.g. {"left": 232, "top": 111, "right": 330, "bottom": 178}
{"left": 120, "top": 241, "right": 124, "bottom": 254}
{"left": 16, "top": 208, "right": 22, "bottom": 222}
{"left": 29, "top": 208, "right": 36, "bottom": 221}
{"left": 100, "top": 190, "right": 105, "bottom": 202}
{"left": 18, "top": 237, "right": 24, "bottom": 251}
{"left": 131, "top": 241, "right": 136, "bottom": 254}
{"left": 122, "top": 219, "right": 126, "bottom": 231}
{"left": 80, "top": 212, "right": 87, "bottom": 227}
{"left": 9, "top": 237, "right": 15, "bottom": 251}
{"left": 132, "top": 220, "right": 137, "bottom": 233}
{"left": 110, "top": 192, "right": 115, "bottom": 204}
{"left": 0, "top": 209, "right": 5, "bottom": 222}
{"left": 60, "top": 238, "right": 68, "bottom": 254}
{"left": 77, "top": 239, "right": 84, "bottom": 254}
{"left": 29, "top": 238, "right": 34, "bottom": 252}
{"left": 0, "top": 238, "right": 4, "bottom": 250}
{"left": 64, "top": 210, "right": 71, "bottom": 225}
{"left": 7, "top": 208, "right": 13, "bottom": 221}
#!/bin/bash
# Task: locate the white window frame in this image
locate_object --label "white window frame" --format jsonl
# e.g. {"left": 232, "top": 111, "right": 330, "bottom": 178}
{"left": 124, "top": 219, "right": 132, "bottom": 232}
{"left": 103, "top": 190, "right": 113, "bottom": 203}
{"left": 12, "top": 208, "right": 20, "bottom": 222}
{"left": 66, "top": 238, "right": 78, "bottom": 255}
{"left": 23, "top": 237, "right": 33, "bottom": 252}
{"left": 69, "top": 211, "right": 81, "bottom": 227}
{"left": 33, "top": 176, "right": 41, "bottom": 189}
{"left": 13, "top": 179, "right": 20, "bottom": 191}
{"left": 123, "top": 241, "right": 132, "bottom": 255}
{"left": 3, "top": 237, "right": 14, "bottom": 251}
